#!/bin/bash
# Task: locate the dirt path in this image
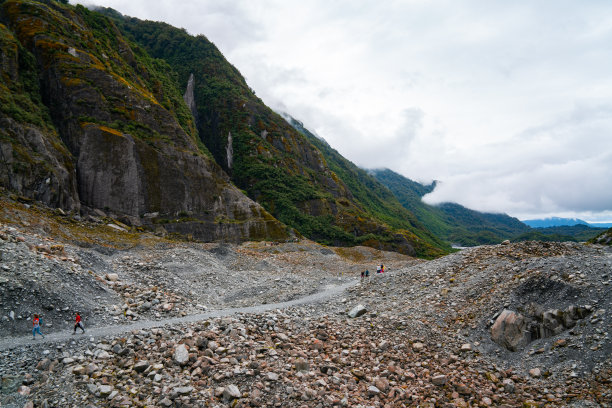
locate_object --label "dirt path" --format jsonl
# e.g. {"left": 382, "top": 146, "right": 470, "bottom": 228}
{"left": 0, "top": 280, "right": 357, "bottom": 351}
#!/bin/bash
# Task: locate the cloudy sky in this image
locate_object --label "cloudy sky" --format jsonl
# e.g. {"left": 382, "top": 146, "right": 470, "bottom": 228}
{"left": 75, "top": 0, "right": 612, "bottom": 223}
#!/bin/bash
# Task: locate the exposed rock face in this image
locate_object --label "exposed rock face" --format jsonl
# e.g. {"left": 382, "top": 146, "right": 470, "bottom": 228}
{"left": 491, "top": 305, "right": 593, "bottom": 352}
{"left": 0, "top": 24, "right": 79, "bottom": 211}
{"left": 491, "top": 310, "right": 530, "bottom": 352}
{"left": 0, "top": 1, "right": 287, "bottom": 242}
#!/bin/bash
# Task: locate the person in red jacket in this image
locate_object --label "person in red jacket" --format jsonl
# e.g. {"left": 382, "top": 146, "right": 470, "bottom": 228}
{"left": 73, "top": 312, "right": 85, "bottom": 334}
{"left": 32, "top": 314, "right": 45, "bottom": 339}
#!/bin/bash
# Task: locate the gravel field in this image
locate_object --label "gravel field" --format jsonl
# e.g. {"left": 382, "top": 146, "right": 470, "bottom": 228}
{"left": 0, "top": 200, "right": 610, "bottom": 407}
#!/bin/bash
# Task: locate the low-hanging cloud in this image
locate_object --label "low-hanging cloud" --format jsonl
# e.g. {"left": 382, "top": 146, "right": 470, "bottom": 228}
{"left": 423, "top": 102, "right": 612, "bottom": 219}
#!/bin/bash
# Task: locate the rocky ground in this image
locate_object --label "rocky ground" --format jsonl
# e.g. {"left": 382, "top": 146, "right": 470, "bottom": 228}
{"left": 0, "top": 197, "right": 611, "bottom": 407}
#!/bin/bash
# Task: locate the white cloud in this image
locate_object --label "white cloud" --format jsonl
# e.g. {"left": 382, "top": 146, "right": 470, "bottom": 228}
{"left": 73, "top": 0, "right": 612, "bottom": 222}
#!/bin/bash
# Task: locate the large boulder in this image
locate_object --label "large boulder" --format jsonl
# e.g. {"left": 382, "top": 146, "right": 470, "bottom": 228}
{"left": 491, "top": 310, "right": 530, "bottom": 351}
{"left": 348, "top": 304, "right": 367, "bottom": 318}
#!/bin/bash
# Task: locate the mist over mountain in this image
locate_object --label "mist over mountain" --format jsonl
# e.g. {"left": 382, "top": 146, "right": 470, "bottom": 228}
{"left": 368, "top": 169, "right": 530, "bottom": 246}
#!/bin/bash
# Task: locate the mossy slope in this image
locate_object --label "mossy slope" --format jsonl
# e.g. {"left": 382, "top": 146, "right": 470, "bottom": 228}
{"left": 0, "top": 0, "right": 287, "bottom": 242}
{"left": 106, "top": 12, "right": 447, "bottom": 257}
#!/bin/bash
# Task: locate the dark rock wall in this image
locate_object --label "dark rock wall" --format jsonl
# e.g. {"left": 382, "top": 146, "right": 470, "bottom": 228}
{"left": 0, "top": 1, "right": 287, "bottom": 242}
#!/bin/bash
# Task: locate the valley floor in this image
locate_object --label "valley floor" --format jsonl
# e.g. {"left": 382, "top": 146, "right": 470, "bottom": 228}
{"left": 0, "top": 200, "right": 610, "bottom": 407}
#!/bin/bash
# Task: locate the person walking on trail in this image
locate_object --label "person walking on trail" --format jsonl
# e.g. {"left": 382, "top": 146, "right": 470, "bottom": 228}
{"left": 377, "top": 265, "right": 381, "bottom": 274}
{"left": 73, "top": 312, "right": 85, "bottom": 334}
{"left": 365, "top": 269, "right": 370, "bottom": 282}
{"left": 32, "top": 314, "right": 44, "bottom": 339}
{"left": 361, "top": 270, "right": 365, "bottom": 282}
{"left": 380, "top": 264, "right": 385, "bottom": 273}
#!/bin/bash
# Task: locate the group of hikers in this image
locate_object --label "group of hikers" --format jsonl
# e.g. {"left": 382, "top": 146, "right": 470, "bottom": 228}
{"left": 360, "top": 263, "right": 386, "bottom": 282}
{"left": 31, "top": 312, "right": 85, "bottom": 339}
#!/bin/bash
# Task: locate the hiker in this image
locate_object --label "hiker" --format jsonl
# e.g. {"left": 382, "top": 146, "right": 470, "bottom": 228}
{"left": 365, "top": 269, "right": 370, "bottom": 282}
{"left": 73, "top": 312, "right": 85, "bottom": 334}
{"left": 381, "top": 264, "right": 385, "bottom": 273}
{"left": 361, "top": 270, "right": 365, "bottom": 282}
{"left": 376, "top": 265, "right": 381, "bottom": 274}
{"left": 32, "top": 314, "right": 44, "bottom": 339}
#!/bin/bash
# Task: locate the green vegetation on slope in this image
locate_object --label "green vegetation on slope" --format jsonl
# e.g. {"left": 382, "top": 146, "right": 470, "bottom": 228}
{"left": 371, "top": 168, "right": 529, "bottom": 246}
{"left": 512, "top": 225, "right": 606, "bottom": 243}
{"left": 100, "top": 11, "right": 447, "bottom": 257}
{"left": 0, "top": 22, "right": 54, "bottom": 130}
{"left": 286, "top": 117, "right": 449, "bottom": 257}
{"left": 588, "top": 227, "right": 612, "bottom": 246}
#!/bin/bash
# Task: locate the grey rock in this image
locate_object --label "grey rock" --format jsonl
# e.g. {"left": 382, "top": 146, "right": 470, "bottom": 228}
{"left": 348, "top": 304, "right": 367, "bottom": 318}
{"left": 133, "top": 360, "right": 149, "bottom": 373}
{"left": 173, "top": 386, "right": 193, "bottom": 396}
{"left": 432, "top": 375, "right": 447, "bottom": 385}
{"left": 223, "top": 384, "right": 241, "bottom": 400}
{"left": 98, "top": 385, "right": 112, "bottom": 397}
{"left": 367, "top": 385, "right": 381, "bottom": 395}
{"left": 174, "top": 344, "right": 189, "bottom": 365}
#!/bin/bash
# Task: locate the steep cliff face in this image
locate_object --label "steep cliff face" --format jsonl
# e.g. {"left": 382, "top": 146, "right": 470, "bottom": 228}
{"left": 0, "top": 21, "right": 78, "bottom": 210}
{"left": 110, "top": 14, "right": 447, "bottom": 256}
{"left": 0, "top": 0, "right": 288, "bottom": 242}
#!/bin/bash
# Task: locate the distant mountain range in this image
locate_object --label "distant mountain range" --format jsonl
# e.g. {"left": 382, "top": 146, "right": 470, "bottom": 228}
{"left": 522, "top": 217, "right": 612, "bottom": 229}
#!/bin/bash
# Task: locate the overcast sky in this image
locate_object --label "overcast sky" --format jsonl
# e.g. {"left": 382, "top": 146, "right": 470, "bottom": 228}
{"left": 75, "top": 0, "right": 612, "bottom": 223}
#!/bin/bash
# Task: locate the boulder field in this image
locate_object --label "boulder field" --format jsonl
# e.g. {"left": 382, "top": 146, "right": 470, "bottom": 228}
{"left": 0, "top": 211, "right": 610, "bottom": 407}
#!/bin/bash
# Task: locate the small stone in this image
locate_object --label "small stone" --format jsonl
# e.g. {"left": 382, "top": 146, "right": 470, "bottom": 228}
{"left": 133, "top": 360, "right": 149, "bottom": 373}
{"left": 412, "top": 342, "right": 425, "bottom": 352}
{"left": 105, "top": 273, "right": 119, "bottom": 282}
{"left": 367, "top": 385, "right": 381, "bottom": 395}
{"left": 432, "top": 375, "right": 447, "bottom": 385}
{"left": 222, "top": 384, "right": 241, "bottom": 401}
{"left": 98, "top": 385, "right": 113, "bottom": 397}
{"left": 460, "top": 343, "right": 472, "bottom": 352}
{"left": 529, "top": 368, "right": 541, "bottom": 378}
{"left": 174, "top": 344, "right": 189, "bottom": 365}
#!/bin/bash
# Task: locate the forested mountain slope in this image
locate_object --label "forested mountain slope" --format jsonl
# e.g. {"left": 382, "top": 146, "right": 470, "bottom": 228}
{"left": 0, "top": 0, "right": 447, "bottom": 257}
{"left": 104, "top": 10, "right": 447, "bottom": 257}
{"left": 371, "top": 169, "right": 529, "bottom": 246}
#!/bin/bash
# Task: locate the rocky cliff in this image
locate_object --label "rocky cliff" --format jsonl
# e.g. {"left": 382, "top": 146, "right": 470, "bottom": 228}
{"left": 0, "top": 0, "right": 448, "bottom": 256}
{"left": 107, "top": 12, "right": 447, "bottom": 257}
{"left": 0, "top": 0, "right": 287, "bottom": 242}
